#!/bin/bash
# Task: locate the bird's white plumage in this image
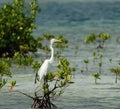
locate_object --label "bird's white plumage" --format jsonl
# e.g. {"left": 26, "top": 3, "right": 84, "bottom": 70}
{"left": 36, "top": 38, "right": 61, "bottom": 82}
{"left": 38, "top": 59, "right": 50, "bottom": 81}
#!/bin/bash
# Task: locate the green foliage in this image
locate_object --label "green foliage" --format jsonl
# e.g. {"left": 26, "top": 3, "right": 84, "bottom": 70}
{"left": 0, "top": 78, "right": 7, "bottom": 89}
{"left": 98, "top": 62, "right": 102, "bottom": 67}
{"left": 42, "top": 33, "right": 55, "bottom": 40}
{"left": 110, "top": 67, "right": 120, "bottom": 83}
{"left": 98, "top": 33, "right": 110, "bottom": 40}
{"left": 54, "top": 36, "right": 68, "bottom": 58}
{"left": 0, "top": 0, "right": 41, "bottom": 57}
{"left": 110, "top": 68, "right": 120, "bottom": 74}
{"left": 10, "top": 80, "right": 16, "bottom": 87}
{"left": 84, "top": 33, "right": 96, "bottom": 44}
{"left": 13, "top": 52, "right": 34, "bottom": 67}
{"left": 109, "top": 58, "right": 112, "bottom": 63}
{"left": 98, "top": 54, "right": 103, "bottom": 59}
{"left": 93, "top": 73, "right": 100, "bottom": 79}
{"left": 98, "top": 62, "right": 102, "bottom": 73}
{"left": 57, "top": 58, "right": 73, "bottom": 80}
{"left": 84, "top": 58, "right": 89, "bottom": 71}
{"left": 84, "top": 59, "right": 89, "bottom": 64}
{"left": 74, "top": 45, "right": 79, "bottom": 55}
{"left": 92, "top": 51, "right": 97, "bottom": 64}
{"left": 93, "top": 51, "right": 96, "bottom": 57}
{"left": 0, "top": 59, "right": 12, "bottom": 89}
{"left": 23, "top": 55, "right": 34, "bottom": 66}
{"left": 32, "top": 61, "right": 41, "bottom": 72}
{"left": 55, "top": 35, "right": 68, "bottom": 51}
{"left": 92, "top": 73, "right": 100, "bottom": 84}
{"left": 84, "top": 33, "right": 111, "bottom": 48}
{"left": 0, "top": 60, "right": 12, "bottom": 77}
{"left": 40, "top": 57, "right": 75, "bottom": 99}
{"left": 45, "top": 72, "right": 55, "bottom": 81}
{"left": 46, "top": 57, "right": 75, "bottom": 97}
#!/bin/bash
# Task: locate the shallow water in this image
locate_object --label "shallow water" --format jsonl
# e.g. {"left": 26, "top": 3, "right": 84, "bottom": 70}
{"left": 1, "top": 74, "right": 120, "bottom": 109}
{"left": 1, "top": 0, "right": 120, "bottom": 109}
{"left": 58, "top": 75, "right": 120, "bottom": 109}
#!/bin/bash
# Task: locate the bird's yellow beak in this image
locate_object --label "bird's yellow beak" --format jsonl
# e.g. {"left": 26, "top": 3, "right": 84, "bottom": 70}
{"left": 54, "top": 39, "right": 62, "bottom": 43}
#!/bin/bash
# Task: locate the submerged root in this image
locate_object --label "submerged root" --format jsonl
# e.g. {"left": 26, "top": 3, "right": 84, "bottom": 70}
{"left": 16, "top": 90, "right": 57, "bottom": 109}
{"left": 31, "top": 92, "right": 57, "bottom": 109}
{"left": 31, "top": 97, "right": 57, "bottom": 109}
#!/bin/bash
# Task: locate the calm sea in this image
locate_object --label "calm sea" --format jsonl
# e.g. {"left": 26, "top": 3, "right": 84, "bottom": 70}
{"left": 34, "top": 0, "right": 120, "bottom": 39}
{"left": 1, "top": 1, "right": 120, "bottom": 109}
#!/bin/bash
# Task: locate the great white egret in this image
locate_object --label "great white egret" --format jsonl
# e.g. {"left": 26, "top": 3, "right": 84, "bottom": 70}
{"left": 35, "top": 38, "right": 62, "bottom": 83}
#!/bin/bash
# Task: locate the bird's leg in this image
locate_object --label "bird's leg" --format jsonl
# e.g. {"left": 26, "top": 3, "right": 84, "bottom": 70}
{"left": 43, "top": 76, "right": 47, "bottom": 84}
{"left": 34, "top": 72, "right": 38, "bottom": 84}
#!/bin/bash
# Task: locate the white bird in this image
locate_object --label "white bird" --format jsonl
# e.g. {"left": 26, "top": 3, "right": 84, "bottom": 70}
{"left": 35, "top": 38, "right": 62, "bottom": 83}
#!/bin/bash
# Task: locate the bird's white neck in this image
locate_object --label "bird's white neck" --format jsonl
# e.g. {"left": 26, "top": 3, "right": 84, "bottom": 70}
{"left": 49, "top": 44, "right": 54, "bottom": 63}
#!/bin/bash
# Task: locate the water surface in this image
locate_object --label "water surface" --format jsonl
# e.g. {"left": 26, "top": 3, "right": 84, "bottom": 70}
{"left": 1, "top": 0, "right": 120, "bottom": 109}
